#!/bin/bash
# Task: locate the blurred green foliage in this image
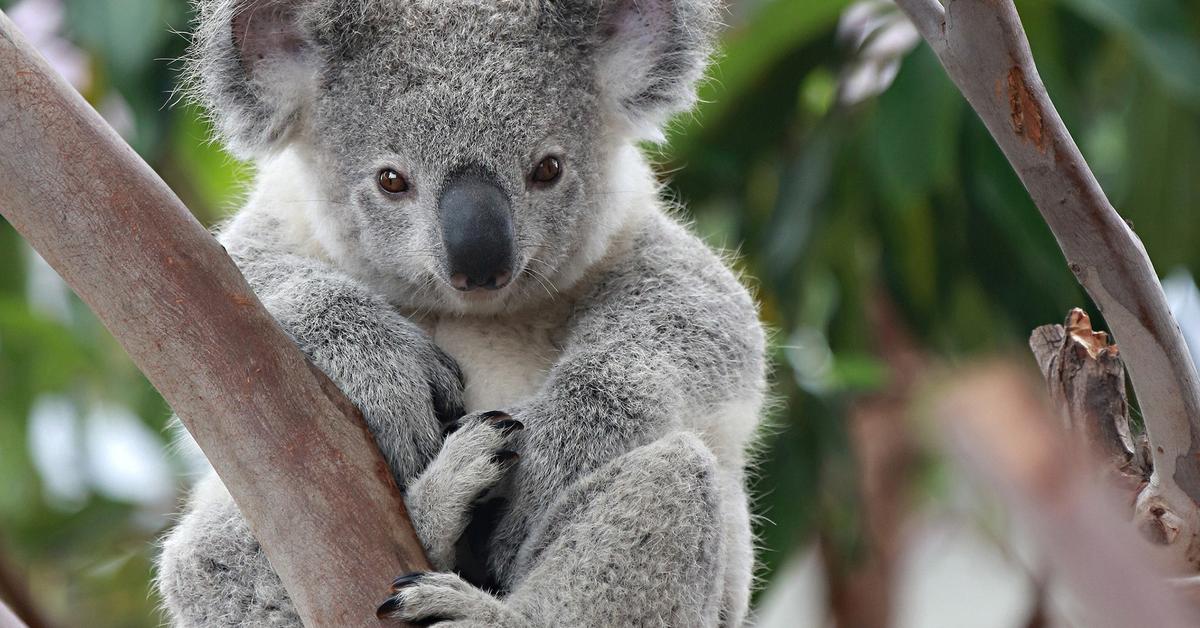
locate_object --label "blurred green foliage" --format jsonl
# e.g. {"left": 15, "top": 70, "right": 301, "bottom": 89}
{"left": 1, "top": 0, "right": 1199, "bottom": 625}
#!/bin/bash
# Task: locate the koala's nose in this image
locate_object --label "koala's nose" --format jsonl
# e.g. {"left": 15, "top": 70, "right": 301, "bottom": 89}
{"left": 438, "top": 166, "right": 515, "bottom": 292}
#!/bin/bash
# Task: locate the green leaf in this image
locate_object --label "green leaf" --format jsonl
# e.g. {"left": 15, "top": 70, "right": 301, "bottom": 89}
{"left": 63, "top": 0, "right": 180, "bottom": 77}
{"left": 1061, "top": 0, "right": 1200, "bottom": 106}
{"left": 668, "top": 0, "right": 854, "bottom": 151}
{"left": 869, "top": 45, "right": 961, "bottom": 204}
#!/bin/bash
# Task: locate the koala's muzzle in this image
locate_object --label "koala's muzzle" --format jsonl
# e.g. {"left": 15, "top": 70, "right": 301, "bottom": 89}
{"left": 439, "top": 167, "right": 516, "bottom": 292}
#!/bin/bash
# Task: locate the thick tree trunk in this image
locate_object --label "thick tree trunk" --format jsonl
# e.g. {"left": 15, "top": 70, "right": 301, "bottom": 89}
{"left": 0, "top": 12, "right": 428, "bottom": 627}
{"left": 894, "top": 0, "right": 1200, "bottom": 572}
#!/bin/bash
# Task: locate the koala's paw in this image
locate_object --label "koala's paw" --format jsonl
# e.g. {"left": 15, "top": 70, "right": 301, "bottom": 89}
{"left": 377, "top": 572, "right": 517, "bottom": 627}
{"left": 406, "top": 411, "right": 523, "bottom": 570}
{"left": 437, "top": 410, "right": 524, "bottom": 498}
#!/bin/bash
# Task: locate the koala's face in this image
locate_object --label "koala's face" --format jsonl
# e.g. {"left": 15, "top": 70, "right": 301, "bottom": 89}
{"left": 304, "top": 5, "right": 605, "bottom": 310}
{"left": 191, "top": 0, "right": 718, "bottom": 312}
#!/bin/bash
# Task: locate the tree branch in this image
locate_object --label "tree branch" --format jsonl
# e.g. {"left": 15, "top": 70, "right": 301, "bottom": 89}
{"left": 0, "top": 12, "right": 429, "bottom": 627}
{"left": 826, "top": 289, "right": 922, "bottom": 628}
{"left": 894, "top": 0, "right": 1200, "bottom": 570}
{"left": 894, "top": 0, "right": 945, "bottom": 47}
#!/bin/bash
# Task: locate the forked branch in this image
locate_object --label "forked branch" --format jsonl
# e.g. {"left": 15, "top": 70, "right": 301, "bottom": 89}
{"left": 895, "top": 0, "right": 1200, "bottom": 570}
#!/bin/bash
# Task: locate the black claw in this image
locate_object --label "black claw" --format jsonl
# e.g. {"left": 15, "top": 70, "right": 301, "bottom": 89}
{"left": 493, "top": 419, "right": 525, "bottom": 435}
{"left": 376, "top": 596, "right": 401, "bottom": 619}
{"left": 480, "top": 410, "right": 511, "bottom": 422}
{"left": 492, "top": 450, "right": 519, "bottom": 466}
{"left": 391, "top": 572, "right": 426, "bottom": 591}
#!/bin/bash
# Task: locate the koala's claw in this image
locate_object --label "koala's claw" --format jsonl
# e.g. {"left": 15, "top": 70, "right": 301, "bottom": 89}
{"left": 492, "top": 450, "right": 520, "bottom": 467}
{"left": 376, "top": 572, "right": 512, "bottom": 626}
{"left": 390, "top": 572, "right": 427, "bottom": 592}
{"left": 430, "top": 411, "right": 524, "bottom": 476}
{"left": 376, "top": 593, "right": 405, "bottom": 619}
{"left": 442, "top": 411, "right": 522, "bottom": 439}
{"left": 378, "top": 572, "right": 435, "bottom": 620}
{"left": 493, "top": 419, "right": 524, "bottom": 435}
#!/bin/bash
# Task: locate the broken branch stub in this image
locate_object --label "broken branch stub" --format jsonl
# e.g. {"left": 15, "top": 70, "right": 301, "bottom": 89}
{"left": 1031, "top": 309, "right": 1198, "bottom": 557}
{"left": 1029, "top": 308, "right": 1146, "bottom": 482}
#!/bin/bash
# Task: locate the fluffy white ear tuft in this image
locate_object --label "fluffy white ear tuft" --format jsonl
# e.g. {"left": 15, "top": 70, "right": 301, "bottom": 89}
{"left": 593, "top": 0, "right": 720, "bottom": 141}
{"left": 189, "top": 0, "right": 320, "bottom": 158}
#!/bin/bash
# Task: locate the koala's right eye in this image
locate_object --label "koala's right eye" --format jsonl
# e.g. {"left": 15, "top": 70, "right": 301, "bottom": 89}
{"left": 377, "top": 169, "right": 410, "bottom": 195}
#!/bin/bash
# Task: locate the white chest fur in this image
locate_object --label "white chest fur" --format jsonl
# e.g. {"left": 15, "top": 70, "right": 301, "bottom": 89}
{"left": 413, "top": 303, "right": 572, "bottom": 413}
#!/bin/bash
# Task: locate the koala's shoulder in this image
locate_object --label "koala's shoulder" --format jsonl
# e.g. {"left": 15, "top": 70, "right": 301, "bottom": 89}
{"left": 569, "top": 208, "right": 762, "bottom": 358}
{"left": 604, "top": 211, "right": 753, "bottom": 303}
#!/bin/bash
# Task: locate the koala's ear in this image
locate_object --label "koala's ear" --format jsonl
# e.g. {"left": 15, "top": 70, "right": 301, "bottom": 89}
{"left": 188, "top": 0, "right": 320, "bottom": 158}
{"left": 588, "top": 0, "right": 721, "bottom": 141}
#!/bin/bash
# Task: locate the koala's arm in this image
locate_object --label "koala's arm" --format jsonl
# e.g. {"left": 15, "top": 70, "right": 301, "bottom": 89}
{"left": 158, "top": 209, "right": 467, "bottom": 627}
{"left": 491, "top": 213, "right": 767, "bottom": 580}
{"left": 220, "top": 208, "right": 483, "bottom": 559}
{"left": 216, "top": 208, "right": 461, "bottom": 481}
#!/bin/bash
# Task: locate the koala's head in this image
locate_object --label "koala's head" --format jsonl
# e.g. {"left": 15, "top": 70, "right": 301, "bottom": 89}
{"left": 189, "top": 0, "right": 718, "bottom": 312}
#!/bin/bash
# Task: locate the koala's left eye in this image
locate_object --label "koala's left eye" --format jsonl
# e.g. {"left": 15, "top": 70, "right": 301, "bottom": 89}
{"left": 378, "top": 169, "right": 410, "bottom": 195}
{"left": 530, "top": 156, "right": 563, "bottom": 186}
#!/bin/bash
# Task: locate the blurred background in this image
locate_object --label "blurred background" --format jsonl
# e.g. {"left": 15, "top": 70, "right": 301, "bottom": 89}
{"left": 1, "top": 0, "right": 1199, "bottom": 626}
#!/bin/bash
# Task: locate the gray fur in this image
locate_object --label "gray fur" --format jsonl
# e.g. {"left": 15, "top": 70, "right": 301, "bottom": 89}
{"left": 407, "top": 412, "right": 524, "bottom": 572}
{"left": 158, "top": 476, "right": 301, "bottom": 627}
{"left": 386, "top": 434, "right": 727, "bottom": 627}
{"left": 159, "top": 1, "right": 765, "bottom": 626}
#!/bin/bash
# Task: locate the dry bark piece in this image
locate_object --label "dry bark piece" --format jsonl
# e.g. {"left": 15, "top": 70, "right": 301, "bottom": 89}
{"left": 1029, "top": 308, "right": 1146, "bottom": 482}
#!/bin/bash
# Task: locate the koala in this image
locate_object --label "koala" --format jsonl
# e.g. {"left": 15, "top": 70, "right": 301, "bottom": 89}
{"left": 155, "top": 1, "right": 767, "bottom": 627}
